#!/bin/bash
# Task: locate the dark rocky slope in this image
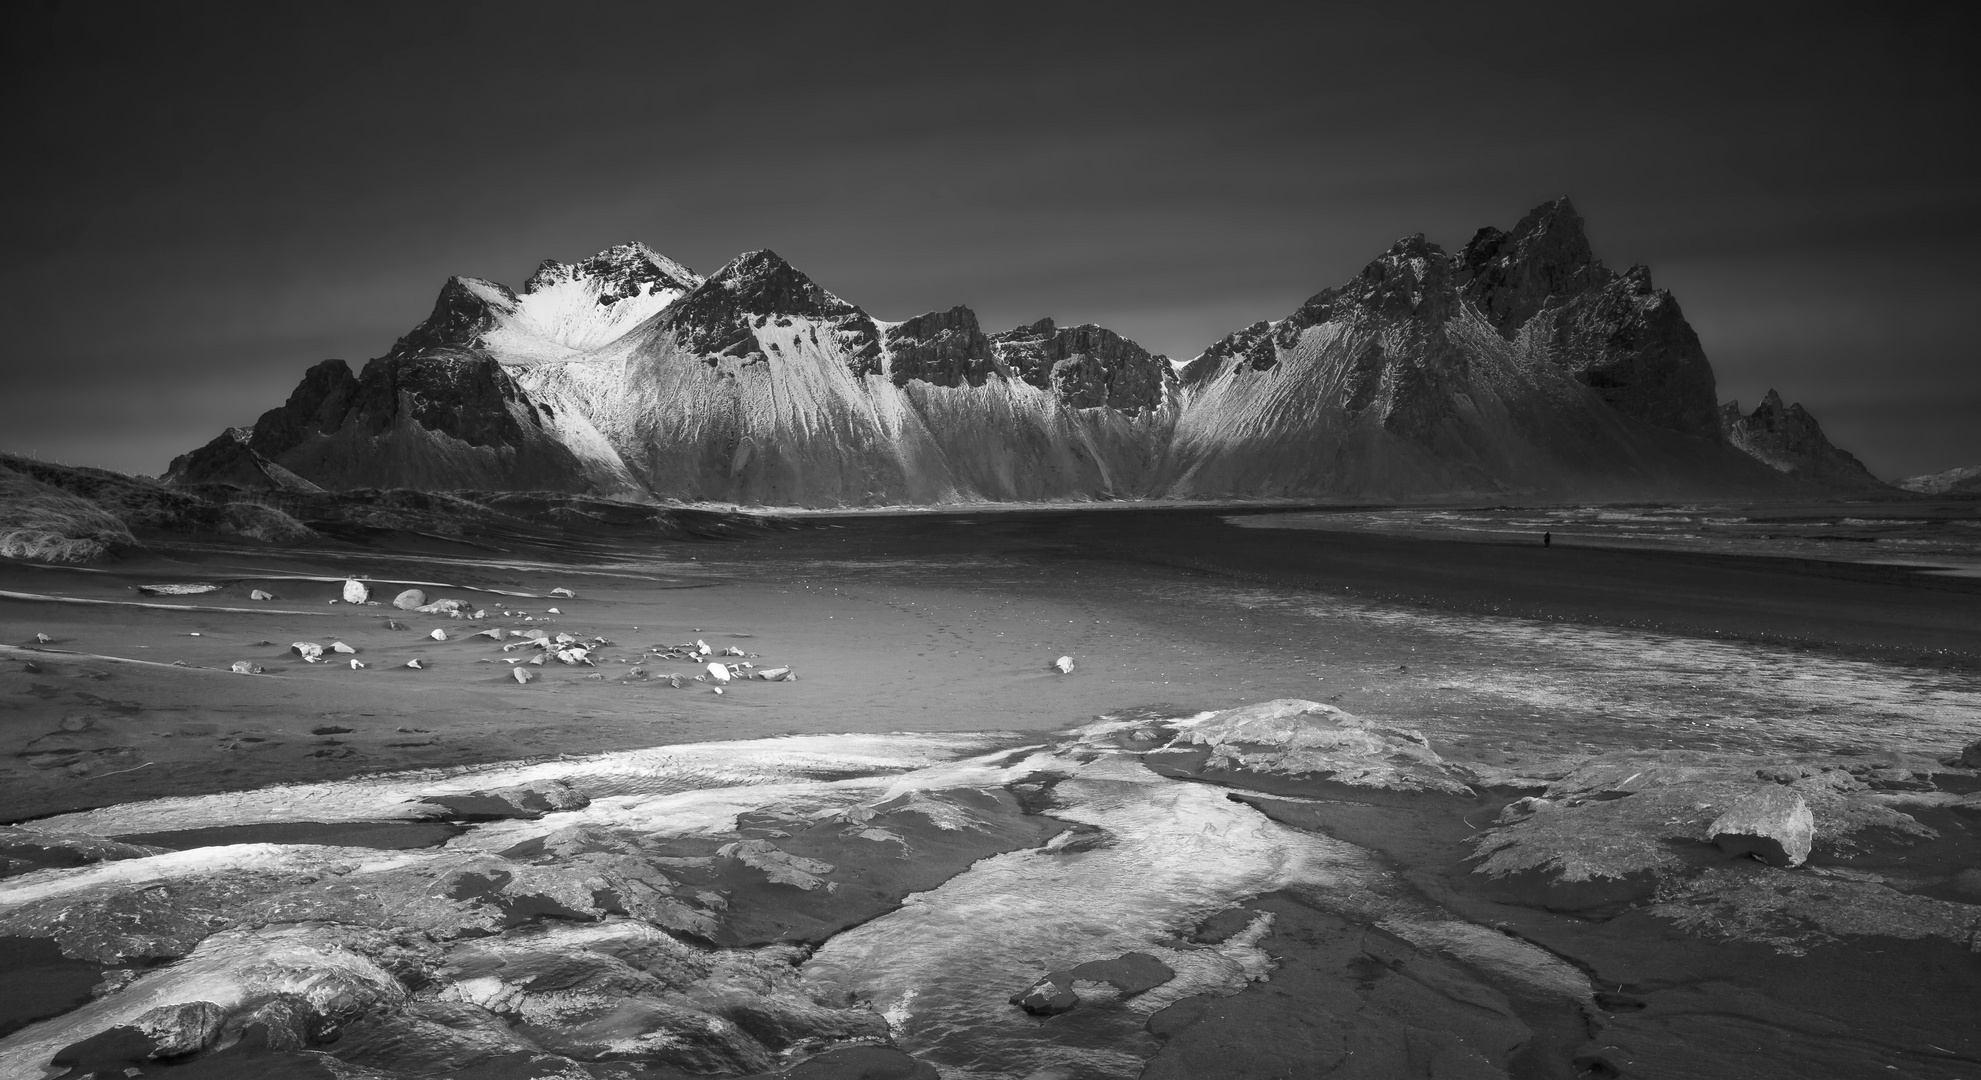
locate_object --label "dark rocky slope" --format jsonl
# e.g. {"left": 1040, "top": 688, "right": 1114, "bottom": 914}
{"left": 1720, "top": 390, "right": 1891, "bottom": 491}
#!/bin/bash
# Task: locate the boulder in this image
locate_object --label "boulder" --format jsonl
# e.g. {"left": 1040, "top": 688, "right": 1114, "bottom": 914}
{"left": 1051, "top": 655, "right": 1075, "bottom": 674}
{"left": 330, "top": 641, "right": 357, "bottom": 653}
{"left": 1708, "top": 787, "right": 1814, "bottom": 867}
{"left": 342, "top": 579, "right": 370, "bottom": 603}
{"left": 392, "top": 589, "right": 426, "bottom": 610}
{"left": 405, "top": 659, "right": 424, "bottom": 670}
{"left": 229, "top": 661, "right": 262, "bottom": 675}
{"left": 130, "top": 999, "right": 228, "bottom": 1056}
{"left": 1011, "top": 979, "right": 1080, "bottom": 1015}
{"left": 514, "top": 667, "right": 534, "bottom": 685}
{"left": 350, "top": 659, "right": 365, "bottom": 670}
{"left": 416, "top": 598, "right": 464, "bottom": 615}
{"left": 249, "top": 589, "right": 274, "bottom": 601}
{"left": 291, "top": 642, "right": 323, "bottom": 662}
{"left": 429, "top": 629, "right": 448, "bottom": 642}
{"left": 707, "top": 661, "right": 733, "bottom": 685}
{"left": 549, "top": 587, "right": 575, "bottom": 598}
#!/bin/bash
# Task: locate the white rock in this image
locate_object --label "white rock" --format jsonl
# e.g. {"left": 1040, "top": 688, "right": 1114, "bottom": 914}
{"left": 1051, "top": 655, "right": 1075, "bottom": 674}
{"left": 472, "top": 609, "right": 487, "bottom": 619}
{"left": 291, "top": 642, "right": 323, "bottom": 662}
{"left": 547, "top": 607, "right": 561, "bottom": 615}
{"left": 329, "top": 641, "right": 356, "bottom": 654}
{"left": 250, "top": 589, "right": 274, "bottom": 601}
{"left": 721, "top": 646, "right": 745, "bottom": 657}
{"left": 550, "top": 587, "right": 575, "bottom": 598}
{"left": 391, "top": 589, "right": 426, "bottom": 610}
{"left": 475, "top": 628, "right": 506, "bottom": 641}
{"left": 1708, "top": 787, "right": 1815, "bottom": 867}
{"left": 758, "top": 667, "right": 791, "bottom": 681}
{"left": 695, "top": 639, "right": 711, "bottom": 656}
{"left": 429, "top": 629, "right": 448, "bottom": 642}
{"left": 415, "top": 598, "right": 463, "bottom": 615}
{"left": 528, "top": 652, "right": 546, "bottom": 666}
{"left": 712, "top": 686, "right": 723, "bottom": 695}
{"left": 342, "top": 579, "right": 370, "bottom": 603}
{"left": 35, "top": 633, "right": 51, "bottom": 644}
{"left": 229, "top": 661, "right": 258, "bottom": 675}
{"left": 350, "top": 659, "right": 365, "bottom": 670}
{"left": 706, "top": 661, "right": 733, "bottom": 684}
{"left": 405, "top": 659, "right": 424, "bottom": 670}
{"left": 513, "top": 667, "right": 534, "bottom": 685}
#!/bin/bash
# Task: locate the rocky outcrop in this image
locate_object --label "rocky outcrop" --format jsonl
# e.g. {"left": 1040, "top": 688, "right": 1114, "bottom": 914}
{"left": 884, "top": 305, "right": 997, "bottom": 388}
{"left": 986, "top": 317, "right": 1176, "bottom": 415}
{"left": 1720, "top": 390, "right": 1891, "bottom": 490}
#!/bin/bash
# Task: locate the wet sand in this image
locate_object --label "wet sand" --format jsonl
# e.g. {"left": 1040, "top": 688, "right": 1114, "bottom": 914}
{"left": 4, "top": 503, "right": 1978, "bottom": 825}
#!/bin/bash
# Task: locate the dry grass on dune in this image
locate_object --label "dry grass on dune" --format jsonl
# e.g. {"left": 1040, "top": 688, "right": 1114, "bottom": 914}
{"left": 0, "top": 463, "right": 138, "bottom": 562}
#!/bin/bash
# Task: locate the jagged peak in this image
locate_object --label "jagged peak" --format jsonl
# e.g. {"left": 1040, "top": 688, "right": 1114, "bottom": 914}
{"left": 524, "top": 241, "right": 701, "bottom": 296}
{"left": 889, "top": 304, "right": 982, "bottom": 339}
{"left": 687, "top": 249, "right": 863, "bottom": 321}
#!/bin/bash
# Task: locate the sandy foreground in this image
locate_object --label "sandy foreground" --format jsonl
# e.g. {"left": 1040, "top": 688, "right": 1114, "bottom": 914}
{"left": 1, "top": 504, "right": 1978, "bottom": 1079}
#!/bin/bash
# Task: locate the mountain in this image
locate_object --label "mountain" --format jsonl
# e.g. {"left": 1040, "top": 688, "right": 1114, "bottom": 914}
{"left": 1896, "top": 464, "right": 1981, "bottom": 496}
{"left": 168, "top": 200, "right": 1877, "bottom": 506}
{"left": 1163, "top": 199, "right": 1780, "bottom": 500}
{"left": 1718, "top": 391, "right": 1891, "bottom": 491}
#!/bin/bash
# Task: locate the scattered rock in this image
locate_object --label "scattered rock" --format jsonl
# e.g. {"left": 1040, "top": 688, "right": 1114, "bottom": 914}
{"left": 249, "top": 589, "right": 274, "bottom": 601}
{"left": 1051, "top": 655, "right": 1075, "bottom": 674}
{"left": 392, "top": 589, "right": 426, "bottom": 610}
{"left": 1708, "top": 787, "right": 1815, "bottom": 867}
{"left": 475, "top": 628, "right": 506, "bottom": 641}
{"left": 228, "top": 661, "right": 262, "bottom": 675}
{"left": 350, "top": 659, "right": 365, "bottom": 670}
{"left": 549, "top": 587, "right": 575, "bottom": 598}
{"left": 713, "top": 686, "right": 724, "bottom": 695}
{"left": 429, "top": 629, "right": 448, "bottom": 642}
{"left": 416, "top": 598, "right": 465, "bottom": 615}
{"left": 35, "top": 633, "right": 52, "bottom": 643}
{"left": 667, "top": 674, "right": 683, "bottom": 688}
{"left": 547, "top": 606, "right": 561, "bottom": 614}
{"left": 137, "top": 583, "right": 220, "bottom": 596}
{"left": 291, "top": 642, "right": 323, "bottom": 662}
{"left": 696, "top": 639, "right": 711, "bottom": 656}
{"left": 722, "top": 646, "right": 746, "bottom": 657}
{"left": 707, "top": 661, "right": 733, "bottom": 685}
{"left": 330, "top": 641, "right": 357, "bottom": 654}
{"left": 343, "top": 579, "right": 370, "bottom": 604}
{"left": 471, "top": 609, "right": 487, "bottom": 619}
{"left": 513, "top": 668, "right": 534, "bottom": 685}
{"left": 757, "top": 667, "right": 791, "bottom": 681}
{"left": 405, "top": 659, "right": 424, "bottom": 670}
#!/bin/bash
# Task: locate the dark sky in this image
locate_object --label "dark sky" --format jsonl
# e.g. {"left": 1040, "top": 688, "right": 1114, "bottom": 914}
{"left": 3, "top": 1, "right": 1976, "bottom": 480}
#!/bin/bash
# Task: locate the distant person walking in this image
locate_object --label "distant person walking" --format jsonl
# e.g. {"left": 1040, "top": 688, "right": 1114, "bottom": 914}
{"left": 1543, "top": 531, "right": 1552, "bottom": 548}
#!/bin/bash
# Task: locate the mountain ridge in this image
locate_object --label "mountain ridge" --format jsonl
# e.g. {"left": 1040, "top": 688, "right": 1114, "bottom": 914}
{"left": 166, "top": 200, "right": 1887, "bottom": 506}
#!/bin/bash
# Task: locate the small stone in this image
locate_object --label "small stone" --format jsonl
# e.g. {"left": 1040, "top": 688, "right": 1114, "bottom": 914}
{"left": 547, "top": 607, "right": 561, "bottom": 615}
{"left": 329, "top": 641, "right": 356, "bottom": 654}
{"left": 1051, "top": 655, "right": 1075, "bottom": 674}
{"left": 250, "top": 589, "right": 274, "bottom": 601}
{"left": 343, "top": 579, "right": 370, "bottom": 604}
{"left": 229, "top": 661, "right": 258, "bottom": 675}
{"left": 188, "top": 632, "right": 200, "bottom": 637}
{"left": 384, "top": 620, "right": 409, "bottom": 631}
{"left": 667, "top": 674, "right": 683, "bottom": 688}
{"left": 291, "top": 642, "right": 323, "bottom": 662}
{"left": 475, "top": 628, "right": 507, "bottom": 641}
{"left": 529, "top": 652, "right": 546, "bottom": 666}
{"left": 712, "top": 686, "right": 723, "bottom": 695}
{"left": 1708, "top": 786, "right": 1815, "bottom": 867}
{"left": 35, "top": 633, "right": 51, "bottom": 644}
{"left": 350, "top": 659, "right": 365, "bottom": 670}
{"left": 550, "top": 587, "right": 575, "bottom": 598}
{"left": 695, "top": 639, "right": 711, "bottom": 656}
{"left": 429, "top": 629, "right": 448, "bottom": 642}
{"left": 405, "top": 659, "right": 424, "bottom": 670}
{"left": 416, "top": 598, "right": 464, "bottom": 615}
{"left": 514, "top": 668, "right": 534, "bottom": 685}
{"left": 472, "top": 609, "right": 487, "bottom": 619}
{"left": 706, "top": 661, "right": 733, "bottom": 685}
{"left": 758, "top": 667, "right": 791, "bottom": 680}
{"left": 392, "top": 589, "right": 426, "bottom": 610}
